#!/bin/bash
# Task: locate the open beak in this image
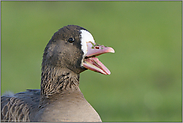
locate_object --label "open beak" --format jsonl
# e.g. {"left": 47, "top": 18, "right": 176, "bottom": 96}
{"left": 83, "top": 42, "right": 115, "bottom": 75}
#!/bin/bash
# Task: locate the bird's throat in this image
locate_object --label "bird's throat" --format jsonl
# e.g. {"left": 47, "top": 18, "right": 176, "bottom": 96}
{"left": 40, "top": 66, "right": 80, "bottom": 98}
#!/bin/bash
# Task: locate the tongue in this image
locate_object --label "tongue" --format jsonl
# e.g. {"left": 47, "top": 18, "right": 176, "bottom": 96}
{"left": 83, "top": 57, "right": 111, "bottom": 75}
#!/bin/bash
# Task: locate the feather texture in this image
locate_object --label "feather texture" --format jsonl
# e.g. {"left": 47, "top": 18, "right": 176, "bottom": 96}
{"left": 1, "top": 89, "right": 40, "bottom": 122}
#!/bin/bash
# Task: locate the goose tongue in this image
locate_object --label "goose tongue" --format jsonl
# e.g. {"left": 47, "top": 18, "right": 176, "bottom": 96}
{"left": 83, "top": 42, "right": 115, "bottom": 75}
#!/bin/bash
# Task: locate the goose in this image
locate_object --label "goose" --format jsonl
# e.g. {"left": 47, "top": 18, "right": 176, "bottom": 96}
{"left": 1, "top": 25, "right": 115, "bottom": 122}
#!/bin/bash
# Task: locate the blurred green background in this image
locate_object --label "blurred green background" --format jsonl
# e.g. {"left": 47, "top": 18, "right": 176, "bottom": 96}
{"left": 1, "top": 1, "right": 182, "bottom": 122}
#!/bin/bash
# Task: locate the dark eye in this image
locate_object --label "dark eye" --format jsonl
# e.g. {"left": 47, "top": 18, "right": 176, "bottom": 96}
{"left": 68, "top": 38, "right": 74, "bottom": 43}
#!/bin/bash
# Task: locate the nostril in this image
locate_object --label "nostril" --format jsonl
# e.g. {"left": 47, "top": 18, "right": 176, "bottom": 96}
{"left": 95, "top": 46, "right": 100, "bottom": 49}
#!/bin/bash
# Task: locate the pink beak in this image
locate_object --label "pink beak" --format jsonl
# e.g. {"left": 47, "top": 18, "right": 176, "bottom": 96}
{"left": 83, "top": 42, "right": 115, "bottom": 75}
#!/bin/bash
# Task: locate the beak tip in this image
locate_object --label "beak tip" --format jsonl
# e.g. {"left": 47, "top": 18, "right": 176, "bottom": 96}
{"left": 108, "top": 47, "right": 115, "bottom": 53}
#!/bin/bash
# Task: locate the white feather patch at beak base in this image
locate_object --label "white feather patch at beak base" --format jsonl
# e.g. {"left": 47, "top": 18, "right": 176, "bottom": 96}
{"left": 80, "top": 30, "right": 96, "bottom": 56}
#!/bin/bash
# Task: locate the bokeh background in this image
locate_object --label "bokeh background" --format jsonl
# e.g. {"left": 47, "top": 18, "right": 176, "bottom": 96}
{"left": 1, "top": 1, "right": 182, "bottom": 122}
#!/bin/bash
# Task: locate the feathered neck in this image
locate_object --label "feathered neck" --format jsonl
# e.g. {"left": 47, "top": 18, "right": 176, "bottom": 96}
{"left": 40, "top": 65, "right": 80, "bottom": 99}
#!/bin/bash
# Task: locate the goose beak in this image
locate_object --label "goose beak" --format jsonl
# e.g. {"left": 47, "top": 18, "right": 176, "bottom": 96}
{"left": 83, "top": 42, "right": 115, "bottom": 75}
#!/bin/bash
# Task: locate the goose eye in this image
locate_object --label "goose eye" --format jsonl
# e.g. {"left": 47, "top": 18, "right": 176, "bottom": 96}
{"left": 68, "top": 38, "right": 74, "bottom": 43}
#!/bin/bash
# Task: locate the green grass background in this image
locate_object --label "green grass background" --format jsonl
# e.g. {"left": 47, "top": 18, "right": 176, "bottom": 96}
{"left": 1, "top": 1, "right": 182, "bottom": 122}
